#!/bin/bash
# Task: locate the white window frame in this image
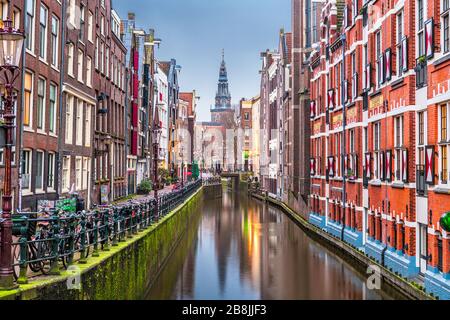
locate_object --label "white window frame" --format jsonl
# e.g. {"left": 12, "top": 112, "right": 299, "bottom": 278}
{"left": 49, "top": 84, "right": 57, "bottom": 134}
{"left": 77, "top": 49, "right": 84, "bottom": 83}
{"left": 75, "top": 156, "right": 82, "bottom": 190}
{"left": 394, "top": 115, "right": 404, "bottom": 181}
{"left": 65, "top": 95, "right": 74, "bottom": 144}
{"left": 439, "top": 103, "right": 450, "bottom": 185}
{"left": 67, "top": 43, "right": 74, "bottom": 77}
{"left": 47, "top": 152, "right": 55, "bottom": 190}
{"left": 396, "top": 9, "right": 404, "bottom": 76}
{"left": 39, "top": 4, "right": 48, "bottom": 60}
{"left": 82, "top": 157, "right": 89, "bottom": 189}
{"left": 51, "top": 15, "right": 59, "bottom": 68}
{"left": 25, "top": 0, "right": 35, "bottom": 52}
{"left": 86, "top": 56, "right": 92, "bottom": 87}
{"left": 85, "top": 104, "right": 91, "bottom": 147}
{"left": 35, "top": 150, "right": 44, "bottom": 191}
{"left": 76, "top": 100, "right": 83, "bottom": 146}
{"left": 442, "top": 0, "right": 450, "bottom": 54}
{"left": 62, "top": 156, "right": 71, "bottom": 192}
{"left": 373, "top": 122, "right": 381, "bottom": 179}
{"left": 24, "top": 71, "right": 34, "bottom": 129}
{"left": 87, "top": 11, "right": 93, "bottom": 43}
{"left": 37, "top": 77, "right": 46, "bottom": 132}
{"left": 22, "top": 149, "right": 32, "bottom": 192}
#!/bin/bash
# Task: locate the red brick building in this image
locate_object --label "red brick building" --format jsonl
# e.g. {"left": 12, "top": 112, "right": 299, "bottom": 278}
{"left": 309, "top": 0, "right": 449, "bottom": 299}
{"left": 92, "top": 7, "right": 127, "bottom": 205}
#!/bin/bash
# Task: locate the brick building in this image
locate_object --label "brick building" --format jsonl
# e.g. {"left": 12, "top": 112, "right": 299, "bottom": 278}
{"left": 92, "top": 7, "right": 127, "bottom": 205}
{"left": 308, "top": 0, "right": 449, "bottom": 299}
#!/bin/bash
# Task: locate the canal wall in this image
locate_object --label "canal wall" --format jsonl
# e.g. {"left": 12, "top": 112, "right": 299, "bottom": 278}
{"left": 250, "top": 192, "right": 434, "bottom": 300}
{"left": 0, "top": 187, "right": 204, "bottom": 300}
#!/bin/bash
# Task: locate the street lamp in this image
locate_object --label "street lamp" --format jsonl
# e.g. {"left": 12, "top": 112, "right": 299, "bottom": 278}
{"left": 179, "top": 146, "right": 185, "bottom": 187}
{"left": 0, "top": 19, "right": 25, "bottom": 290}
{"left": 152, "top": 116, "right": 162, "bottom": 220}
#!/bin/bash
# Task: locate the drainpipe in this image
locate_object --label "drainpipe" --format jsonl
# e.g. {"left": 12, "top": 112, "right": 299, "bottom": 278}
{"left": 57, "top": 0, "right": 67, "bottom": 199}
{"left": 340, "top": 34, "right": 347, "bottom": 241}
{"left": 17, "top": 0, "right": 27, "bottom": 212}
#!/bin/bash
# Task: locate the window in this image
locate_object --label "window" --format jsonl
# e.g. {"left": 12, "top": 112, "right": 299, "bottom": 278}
{"left": 105, "top": 47, "right": 109, "bottom": 78}
{"left": 85, "top": 105, "right": 91, "bottom": 147}
{"left": 443, "top": 0, "right": 450, "bottom": 53}
{"left": 440, "top": 103, "right": 450, "bottom": 184}
{"left": 48, "top": 152, "right": 55, "bottom": 189}
{"left": 77, "top": 49, "right": 83, "bottom": 82}
{"left": 62, "top": 156, "right": 70, "bottom": 192}
{"left": 37, "top": 78, "right": 45, "bottom": 130}
{"left": 376, "top": 30, "right": 383, "bottom": 86}
{"left": 0, "top": 1, "right": 8, "bottom": 21}
{"left": 65, "top": 95, "right": 74, "bottom": 144}
{"left": 24, "top": 72, "right": 33, "bottom": 128}
{"left": 39, "top": 5, "right": 47, "bottom": 59}
{"left": 68, "top": 0, "right": 76, "bottom": 26}
{"left": 35, "top": 150, "right": 44, "bottom": 190}
{"left": 95, "top": 38, "right": 99, "bottom": 69}
{"left": 441, "top": 104, "right": 448, "bottom": 142}
{"left": 101, "top": 16, "right": 105, "bottom": 36}
{"left": 51, "top": 15, "right": 59, "bottom": 67}
{"left": 87, "top": 11, "right": 93, "bottom": 42}
{"left": 417, "top": 0, "right": 425, "bottom": 57}
{"left": 395, "top": 116, "right": 404, "bottom": 180}
{"left": 79, "top": 4, "right": 85, "bottom": 41}
{"left": 0, "top": 148, "right": 3, "bottom": 165}
{"left": 396, "top": 10, "right": 404, "bottom": 75}
{"left": 86, "top": 56, "right": 92, "bottom": 87}
{"left": 373, "top": 122, "right": 381, "bottom": 179}
{"left": 12, "top": 9, "right": 20, "bottom": 29}
{"left": 25, "top": 0, "right": 35, "bottom": 51}
{"left": 22, "top": 150, "right": 31, "bottom": 191}
{"left": 83, "top": 157, "right": 89, "bottom": 189}
{"left": 67, "top": 43, "right": 74, "bottom": 76}
{"left": 349, "top": 129, "right": 355, "bottom": 153}
{"left": 49, "top": 84, "right": 57, "bottom": 133}
{"left": 76, "top": 100, "right": 83, "bottom": 145}
{"left": 100, "top": 42, "right": 104, "bottom": 73}
{"left": 76, "top": 157, "right": 82, "bottom": 190}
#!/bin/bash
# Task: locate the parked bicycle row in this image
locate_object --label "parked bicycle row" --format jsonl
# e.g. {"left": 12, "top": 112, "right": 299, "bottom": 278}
{"left": 10, "top": 179, "right": 202, "bottom": 283}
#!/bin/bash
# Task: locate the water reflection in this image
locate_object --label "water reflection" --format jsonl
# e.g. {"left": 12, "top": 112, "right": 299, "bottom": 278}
{"left": 146, "top": 188, "right": 404, "bottom": 300}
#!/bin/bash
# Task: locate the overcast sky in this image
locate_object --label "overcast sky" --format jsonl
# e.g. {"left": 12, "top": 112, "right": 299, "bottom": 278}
{"left": 113, "top": 0, "right": 291, "bottom": 121}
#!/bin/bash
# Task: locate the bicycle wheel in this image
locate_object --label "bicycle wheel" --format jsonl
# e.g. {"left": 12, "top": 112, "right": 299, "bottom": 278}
{"left": 37, "top": 240, "right": 52, "bottom": 275}
{"left": 28, "top": 242, "right": 43, "bottom": 273}
{"left": 12, "top": 244, "right": 20, "bottom": 280}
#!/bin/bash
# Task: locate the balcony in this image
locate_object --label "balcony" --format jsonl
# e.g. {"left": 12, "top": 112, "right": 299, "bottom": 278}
{"left": 416, "top": 165, "right": 427, "bottom": 196}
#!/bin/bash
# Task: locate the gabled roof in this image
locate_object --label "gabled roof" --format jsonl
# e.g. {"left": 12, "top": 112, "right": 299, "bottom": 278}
{"left": 158, "top": 61, "right": 171, "bottom": 76}
{"left": 179, "top": 92, "right": 194, "bottom": 115}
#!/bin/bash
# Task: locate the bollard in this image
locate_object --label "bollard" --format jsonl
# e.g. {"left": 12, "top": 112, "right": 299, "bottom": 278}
{"left": 17, "top": 216, "right": 29, "bottom": 284}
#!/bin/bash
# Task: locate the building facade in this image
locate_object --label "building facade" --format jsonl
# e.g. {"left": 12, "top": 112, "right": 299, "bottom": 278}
{"left": 308, "top": 0, "right": 449, "bottom": 299}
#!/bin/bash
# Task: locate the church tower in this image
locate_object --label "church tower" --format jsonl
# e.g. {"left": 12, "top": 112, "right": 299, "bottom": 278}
{"left": 214, "top": 50, "right": 232, "bottom": 109}
{"left": 211, "top": 50, "right": 235, "bottom": 128}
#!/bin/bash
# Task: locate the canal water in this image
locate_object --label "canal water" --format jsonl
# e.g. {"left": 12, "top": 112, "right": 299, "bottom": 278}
{"left": 145, "top": 187, "right": 404, "bottom": 300}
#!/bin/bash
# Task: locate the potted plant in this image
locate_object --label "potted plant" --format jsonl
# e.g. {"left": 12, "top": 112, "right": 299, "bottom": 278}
{"left": 137, "top": 179, "right": 152, "bottom": 194}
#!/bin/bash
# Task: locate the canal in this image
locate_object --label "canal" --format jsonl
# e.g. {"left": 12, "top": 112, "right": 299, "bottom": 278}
{"left": 145, "top": 187, "right": 405, "bottom": 300}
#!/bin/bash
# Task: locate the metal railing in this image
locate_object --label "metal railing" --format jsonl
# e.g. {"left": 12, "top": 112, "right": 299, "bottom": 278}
{"left": 9, "top": 179, "right": 202, "bottom": 284}
{"left": 202, "top": 177, "right": 222, "bottom": 186}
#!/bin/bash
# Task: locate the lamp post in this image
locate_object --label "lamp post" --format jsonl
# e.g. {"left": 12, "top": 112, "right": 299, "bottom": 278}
{"left": 179, "top": 146, "right": 184, "bottom": 187}
{"left": 0, "top": 19, "right": 25, "bottom": 290}
{"left": 152, "top": 116, "right": 162, "bottom": 220}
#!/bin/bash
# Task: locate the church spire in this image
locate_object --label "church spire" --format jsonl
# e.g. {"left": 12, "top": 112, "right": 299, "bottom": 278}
{"left": 215, "top": 50, "right": 231, "bottom": 109}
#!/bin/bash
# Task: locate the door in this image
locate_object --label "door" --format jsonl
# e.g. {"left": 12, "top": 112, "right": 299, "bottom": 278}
{"left": 419, "top": 223, "right": 428, "bottom": 274}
